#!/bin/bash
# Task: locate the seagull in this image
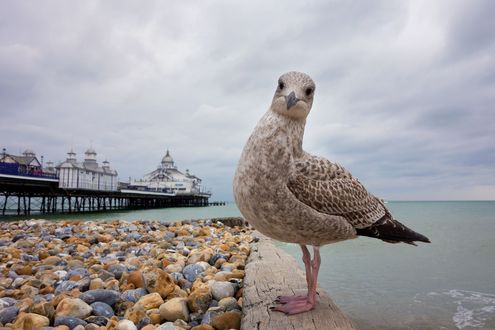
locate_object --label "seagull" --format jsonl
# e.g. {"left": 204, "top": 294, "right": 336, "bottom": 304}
{"left": 233, "top": 71, "right": 430, "bottom": 315}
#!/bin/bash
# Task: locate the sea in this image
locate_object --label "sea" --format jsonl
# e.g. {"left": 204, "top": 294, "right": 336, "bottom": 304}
{"left": 2, "top": 201, "right": 494, "bottom": 329}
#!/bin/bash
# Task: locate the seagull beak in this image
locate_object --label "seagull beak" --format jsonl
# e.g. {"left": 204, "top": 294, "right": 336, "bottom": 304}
{"left": 285, "top": 91, "right": 299, "bottom": 110}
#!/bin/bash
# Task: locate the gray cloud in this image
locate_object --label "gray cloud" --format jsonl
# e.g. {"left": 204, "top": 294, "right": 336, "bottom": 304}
{"left": 1, "top": 0, "right": 494, "bottom": 200}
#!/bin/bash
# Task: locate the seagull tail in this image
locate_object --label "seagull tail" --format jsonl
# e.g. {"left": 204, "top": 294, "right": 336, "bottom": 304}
{"left": 355, "top": 215, "right": 431, "bottom": 246}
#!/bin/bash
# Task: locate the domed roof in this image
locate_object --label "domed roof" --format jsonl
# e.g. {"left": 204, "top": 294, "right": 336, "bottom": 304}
{"left": 85, "top": 147, "right": 97, "bottom": 155}
{"left": 161, "top": 149, "right": 174, "bottom": 164}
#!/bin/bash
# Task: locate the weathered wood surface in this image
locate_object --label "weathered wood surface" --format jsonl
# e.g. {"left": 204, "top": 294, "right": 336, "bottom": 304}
{"left": 242, "top": 232, "right": 355, "bottom": 330}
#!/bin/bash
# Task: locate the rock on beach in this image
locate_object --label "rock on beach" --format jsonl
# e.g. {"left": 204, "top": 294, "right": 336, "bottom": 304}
{"left": 0, "top": 218, "right": 251, "bottom": 330}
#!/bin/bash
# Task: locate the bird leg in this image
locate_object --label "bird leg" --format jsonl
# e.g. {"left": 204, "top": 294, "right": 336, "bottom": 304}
{"left": 275, "top": 245, "right": 312, "bottom": 304}
{"left": 271, "top": 245, "right": 321, "bottom": 314}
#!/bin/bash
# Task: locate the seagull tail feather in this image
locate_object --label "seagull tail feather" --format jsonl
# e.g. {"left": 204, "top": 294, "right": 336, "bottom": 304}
{"left": 355, "top": 215, "right": 431, "bottom": 245}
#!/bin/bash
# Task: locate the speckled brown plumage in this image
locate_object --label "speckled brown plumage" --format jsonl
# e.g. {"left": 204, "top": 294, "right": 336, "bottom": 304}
{"left": 233, "top": 71, "right": 430, "bottom": 247}
{"left": 288, "top": 154, "right": 386, "bottom": 229}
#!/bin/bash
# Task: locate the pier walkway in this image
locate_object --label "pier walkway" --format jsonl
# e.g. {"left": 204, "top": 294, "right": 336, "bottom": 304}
{"left": 242, "top": 232, "right": 355, "bottom": 330}
{"left": 0, "top": 174, "right": 213, "bottom": 215}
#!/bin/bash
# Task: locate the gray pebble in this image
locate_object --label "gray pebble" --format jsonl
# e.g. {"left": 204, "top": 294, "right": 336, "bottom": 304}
{"left": 218, "top": 297, "right": 240, "bottom": 311}
{"left": 54, "top": 316, "right": 88, "bottom": 329}
{"left": 211, "top": 281, "right": 235, "bottom": 300}
{"left": 182, "top": 264, "right": 204, "bottom": 282}
{"left": 0, "top": 297, "right": 17, "bottom": 308}
{"left": 0, "top": 305, "right": 19, "bottom": 324}
{"left": 21, "top": 254, "right": 39, "bottom": 262}
{"left": 163, "top": 232, "right": 176, "bottom": 240}
{"left": 170, "top": 272, "right": 184, "bottom": 283}
{"left": 201, "top": 306, "right": 224, "bottom": 325}
{"left": 155, "top": 322, "right": 180, "bottom": 330}
{"left": 98, "top": 269, "right": 115, "bottom": 281}
{"left": 80, "top": 289, "right": 121, "bottom": 306}
{"left": 76, "top": 277, "right": 91, "bottom": 291}
{"left": 210, "top": 253, "right": 229, "bottom": 266}
{"left": 136, "top": 316, "right": 150, "bottom": 329}
{"left": 107, "top": 264, "right": 127, "bottom": 280}
{"left": 55, "top": 280, "right": 79, "bottom": 294}
{"left": 55, "top": 227, "right": 73, "bottom": 239}
{"left": 126, "top": 232, "right": 141, "bottom": 241}
{"left": 68, "top": 268, "right": 90, "bottom": 278}
{"left": 90, "top": 301, "right": 114, "bottom": 318}
{"left": 84, "top": 315, "right": 109, "bottom": 326}
{"left": 121, "top": 288, "right": 147, "bottom": 303}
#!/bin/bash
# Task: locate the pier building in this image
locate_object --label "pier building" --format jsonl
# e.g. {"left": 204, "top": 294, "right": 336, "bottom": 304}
{"left": 57, "top": 148, "right": 118, "bottom": 191}
{"left": 130, "top": 150, "right": 204, "bottom": 195}
{"left": 0, "top": 149, "right": 43, "bottom": 176}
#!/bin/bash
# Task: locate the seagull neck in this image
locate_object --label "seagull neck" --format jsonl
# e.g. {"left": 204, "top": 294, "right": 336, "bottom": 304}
{"left": 261, "top": 110, "right": 305, "bottom": 157}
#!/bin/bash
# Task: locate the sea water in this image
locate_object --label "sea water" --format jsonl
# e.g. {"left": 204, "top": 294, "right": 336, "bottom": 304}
{"left": 2, "top": 201, "right": 495, "bottom": 329}
{"left": 276, "top": 201, "right": 495, "bottom": 329}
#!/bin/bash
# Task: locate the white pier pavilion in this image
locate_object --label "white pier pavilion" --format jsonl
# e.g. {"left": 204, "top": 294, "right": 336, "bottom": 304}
{"left": 57, "top": 148, "right": 118, "bottom": 191}
{"left": 130, "top": 150, "right": 203, "bottom": 195}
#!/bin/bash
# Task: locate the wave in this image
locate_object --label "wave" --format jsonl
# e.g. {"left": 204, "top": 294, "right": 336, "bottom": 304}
{"left": 428, "top": 289, "right": 495, "bottom": 329}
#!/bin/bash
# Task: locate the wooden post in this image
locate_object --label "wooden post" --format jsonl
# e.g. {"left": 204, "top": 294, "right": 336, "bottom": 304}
{"left": 23, "top": 195, "right": 27, "bottom": 215}
{"left": 242, "top": 232, "right": 355, "bottom": 330}
{"left": 2, "top": 194, "right": 9, "bottom": 215}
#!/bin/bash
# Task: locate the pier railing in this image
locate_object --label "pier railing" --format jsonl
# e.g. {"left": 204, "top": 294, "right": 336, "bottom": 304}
{"left": 0, "top": 162, "right": 58, "bottom": 180}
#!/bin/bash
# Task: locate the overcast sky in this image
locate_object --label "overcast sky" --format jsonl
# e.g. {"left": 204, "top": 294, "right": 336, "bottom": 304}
{"left": 1, "top": 0, "right": 494, "bottom": 201}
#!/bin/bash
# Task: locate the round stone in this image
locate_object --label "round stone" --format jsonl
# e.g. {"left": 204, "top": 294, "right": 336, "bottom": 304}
{"left": 182, "top": 264, "right": 204, "bottom": 282}
{"left": 115, "top": 319, "right": 138, "bottom": 330}
{"left": 218, "top": 297, "right": 240, "bottom": 311}
{"left": 54, "top": 280, "right": 79, "bottom": 294}
{"left": 84, "top": 315, "right": 109, "bottom": 326}
{"left": 55, "top": 298, "right": 92, "bottom": 319}
{"left": 54, "top": 316, "right": 88, "bottom": 329}
{"left": 79, "top": 289, "right": 121, "bottom": 306}
{"left": 211, "top": 282, "right": 235, "bottom": 301}
{"left": 121, "top": 288, "right": 147, "bottom": 303}
{"left": 159, "top": 297, "right": 190, "bottom": 322}
{"left": 211, "top": 310, "right": 242, "bottom": 330}
{"left": 136, "top": 292, "right": 164, "bottom": 310}
{"left": 144, "top": 269, "right": 175, "bottom": 298}
{"left": 90, "top": 301, "right": 114, "bottom": 318}
{"left": 12, "top": 312, "right": 50, "bottom": 329}
{"left": 0, "top": 305, "right": 19, "bottom": 324}
{"left": 107, "top": 264, "right": 127, "bottom": 280}
{"left": 67, "top": 268, "right": 89, "bottom": 279}
{"left": 187, "top": 287, "right": 212, "bottom": 313}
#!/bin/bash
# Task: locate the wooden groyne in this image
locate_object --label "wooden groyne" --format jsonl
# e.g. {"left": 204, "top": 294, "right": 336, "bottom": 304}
{"left": 242, "top": 232, "right": 355, "bottom": 330}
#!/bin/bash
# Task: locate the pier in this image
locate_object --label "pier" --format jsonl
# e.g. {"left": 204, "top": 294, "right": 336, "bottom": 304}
{"left": 0, "top": 173, "right": 211, "bottom": 216}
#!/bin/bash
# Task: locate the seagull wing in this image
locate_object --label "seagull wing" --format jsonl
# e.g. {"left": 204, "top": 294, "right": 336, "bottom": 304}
{"left": 287, "top": 153, "right": 431, "bottom": 244}
{"left": 287, "top": 153, "right": 385, "bottom": 229}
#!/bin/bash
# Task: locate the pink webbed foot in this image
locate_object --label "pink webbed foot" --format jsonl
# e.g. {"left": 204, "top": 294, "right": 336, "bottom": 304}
{"left": 270, "top": 245, "right": 321, "bottom": 315}
{"left": 270, "top": 298, "right": 316, "bottom": 315}
{"left": 274, "top": 294, "right": 308, "bottom": 304}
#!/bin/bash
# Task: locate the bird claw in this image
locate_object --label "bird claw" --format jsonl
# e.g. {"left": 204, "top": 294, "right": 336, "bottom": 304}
{"left": 270, "top": 299, "right": 315, "bottom": 315}
{"left": 274, "top": 294, "right": 308, "bottom": 304}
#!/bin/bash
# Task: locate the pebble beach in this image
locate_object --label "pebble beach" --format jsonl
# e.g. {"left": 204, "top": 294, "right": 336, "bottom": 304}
{"left": 0, "top": 218, "right": 252, "bottom": 330}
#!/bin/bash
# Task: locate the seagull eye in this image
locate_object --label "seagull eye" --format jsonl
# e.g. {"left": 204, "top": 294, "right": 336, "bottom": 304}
{"left": 305, "top": 87, "right": 313, "bottom": 96}
{"left": 278, "top": 81, "right": 285, "bottom": 90}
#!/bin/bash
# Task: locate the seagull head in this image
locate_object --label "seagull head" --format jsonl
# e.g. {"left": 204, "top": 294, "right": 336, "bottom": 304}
{"left": 270, "top": 71, "right": 315, "bottom": 120}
